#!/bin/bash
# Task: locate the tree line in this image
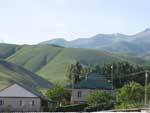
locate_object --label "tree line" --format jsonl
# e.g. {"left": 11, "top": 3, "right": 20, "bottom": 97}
{"left": 66, "top": 61, "right": 150, "bottom": 88}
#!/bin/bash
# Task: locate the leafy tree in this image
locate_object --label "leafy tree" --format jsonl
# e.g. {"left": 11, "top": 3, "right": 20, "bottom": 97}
{"left": 116, "top": 82, "right": 144, "bottom": 108}
{"left": 45, "top": 83, "right": 70, "bottom": 106}
{"left": 117, "top": 82, "right": 144, "bottom": 103}
{"left": 66, "top": 61, "right": 82, "bottom": 84}
{"left": 86, "top": 91, "right": 115, "bottom": 107}
{"left": 85, "top": 61, "right": 150, "bottom": 88}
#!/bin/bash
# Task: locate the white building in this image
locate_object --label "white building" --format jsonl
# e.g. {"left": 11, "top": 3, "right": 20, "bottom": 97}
{"left": 0, "top": 83, "right": 53, "bottom": 112}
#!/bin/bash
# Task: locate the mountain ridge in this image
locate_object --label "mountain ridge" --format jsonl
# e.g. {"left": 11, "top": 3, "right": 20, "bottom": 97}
{"left": 39, "top": 28, "right": 150, "bottom": 53}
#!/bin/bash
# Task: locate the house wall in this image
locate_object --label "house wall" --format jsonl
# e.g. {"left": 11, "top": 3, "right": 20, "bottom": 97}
{"left": 71, "top": 89, "right": 111, "bottom": 104}
{"left": 71, "top": 89, "right": 94, "bottom": 104}
{"left": 0, "top": 97, "right": 41, "bottom": 112}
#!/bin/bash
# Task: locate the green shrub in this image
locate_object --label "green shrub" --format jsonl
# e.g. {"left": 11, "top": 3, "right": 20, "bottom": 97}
{"left": 115, "top": 102, "right": 143, "bottom": 109}
{"left": 45, "top": 83, "right": 70, "bottom": 106}
{"left": 84, "top": 102, "right": 114, "bottom": 112}
{"left": 56, "top": 103, "right": 88, "bottom": 112}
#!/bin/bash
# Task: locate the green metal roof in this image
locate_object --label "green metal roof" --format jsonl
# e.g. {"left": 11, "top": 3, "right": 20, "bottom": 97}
{"left": 69, "top": 73, "right": 112, "bottom": 90}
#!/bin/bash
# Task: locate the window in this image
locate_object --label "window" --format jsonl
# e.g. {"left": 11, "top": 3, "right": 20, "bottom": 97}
{"left": 31, "top": 100, "right": 35, "bottom": 106}
{"left": 0, "top": 100, "right": 4, "bottom": 105}
{"left": 19, "top": 100, "right": 22, "bottom": 106}
{"left": 77, "top": 91, "right": 82, "bottom": 98}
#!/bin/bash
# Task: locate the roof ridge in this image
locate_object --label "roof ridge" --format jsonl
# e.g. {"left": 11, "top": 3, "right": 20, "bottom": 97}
{"left": 72, "top": 73, "right": 112, "bottom": 90}
{"left": 14, "top": 83, "right": 45, "bottom": 99}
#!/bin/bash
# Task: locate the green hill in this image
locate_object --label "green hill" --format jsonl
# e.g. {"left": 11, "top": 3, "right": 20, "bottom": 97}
{"left": 7, "top": 44, "right": 62, "bottom": 72}
{"left": 5, "top": 44, "right": 147, "bottom": 83}
{"left": 38, "top": 48, "right": 122, "bottom": 82}
{"left": 0, "top": 60, "right": 52, "bottom": 89}
{"left": 0, "top": 43, "right": 20, "bottom": 59}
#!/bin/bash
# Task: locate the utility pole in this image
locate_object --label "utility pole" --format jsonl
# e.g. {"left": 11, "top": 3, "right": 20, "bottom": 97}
{"left": 71, "top": 75, "right": 74, "bottom": 104}
{"left": 145, "top": 71, "right": 148, "bottom": 108}
{"left": 111, "top": 65, "right": 114, "bottom": 93}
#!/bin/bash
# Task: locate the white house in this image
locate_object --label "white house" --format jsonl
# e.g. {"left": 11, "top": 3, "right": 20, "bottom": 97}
{"left": 0, "top": 83, "right": 53, "bottom": 112}
{"left": 70, "top": 73, "right": 112, "bottom": 104}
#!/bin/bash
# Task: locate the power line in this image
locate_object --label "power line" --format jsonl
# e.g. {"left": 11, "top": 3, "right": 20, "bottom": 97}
{"left": 106, "top": 71, "right": 146, "bottom": 80}
{"left": 88, "top": 71, "right": 145, "bottom": 79}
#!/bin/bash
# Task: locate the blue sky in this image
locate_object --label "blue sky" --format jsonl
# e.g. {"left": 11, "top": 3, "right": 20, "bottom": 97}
{"left": 0, "top": 0, "right": 150, "bottom": 44}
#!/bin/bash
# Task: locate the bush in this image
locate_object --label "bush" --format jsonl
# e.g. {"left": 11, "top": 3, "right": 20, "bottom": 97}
{"left": 85, "top": 105, "right": 103, "bottom": 112}
{"left": 115, "top": 102, "right": 143, "bottom": 109}
{"left": 117, "top": 82, "right": 144, "bottom": 104}
{"left": 45, "top": 83, "right": 70, "bottom": 106}
{"left": 84, "top": 102, "right": 114, "bottom": 112}
{"left": 56, "top": 103, "right": 88, "bottom": 112}
{"left": 86, "top": 91, "right": 115, "bottom": 106}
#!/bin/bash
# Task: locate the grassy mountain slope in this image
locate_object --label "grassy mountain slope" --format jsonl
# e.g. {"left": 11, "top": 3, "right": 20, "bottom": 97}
{"left": 0, "top": 43, "right": 20, "bottom": 59}
{"left": 6, "top": 44, "right": 147, "bottom": 83}
{"left": 38, "top": 48, "right": 122, "bottom": 82}
{"left": 7, "top": 45, "right": 63, "bottom": 72}
{"left": 0, "top": 60, "right": 52, "bottom": 89}
{"left": 98, "top": 41, "right": 144, "bottom": 53}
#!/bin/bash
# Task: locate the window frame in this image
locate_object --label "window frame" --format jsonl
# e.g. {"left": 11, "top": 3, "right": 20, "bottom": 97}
{"left": 0, "top": 100, "right": 4, "bottom": 105}
{"left": 19, "top": 100, "right": 23, "bottom": 106}
{"left": 77, "top": 91, "right": 82, "bottom": 98}
{"left": 31, "top": 100, "right": 35, "bottom": 106}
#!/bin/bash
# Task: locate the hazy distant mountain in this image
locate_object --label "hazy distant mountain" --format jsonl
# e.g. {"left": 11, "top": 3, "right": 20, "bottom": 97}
{"left": 41, "top": 38, "right": 68, "bottom": 47}
{"left": 40, "top": 28, "right": 150, "bottom": 53}
{"left": 40, "top": 33, "right": 129, "bottom": 48}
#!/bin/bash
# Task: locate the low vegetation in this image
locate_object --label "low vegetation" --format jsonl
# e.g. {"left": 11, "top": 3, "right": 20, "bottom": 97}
{"left": 116, "top": 82, "right": 146, "bottom": 109}
{"left": 85, "top": 91, "right": 115, "bottom": 111}
{"left": 56, "top": 104, "right": 88, "bottom": 112}
{"left": 45, "top": 83, "right": 70, "bottom": 106}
